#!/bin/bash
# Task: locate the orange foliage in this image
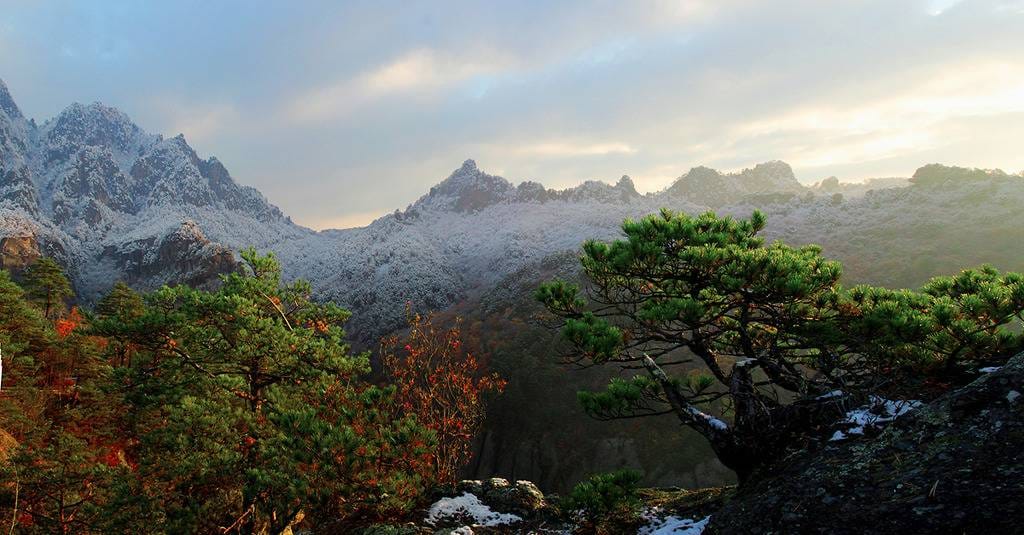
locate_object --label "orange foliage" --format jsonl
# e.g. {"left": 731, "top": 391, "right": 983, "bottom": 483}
{"left": 54, "top": 306, "right": 83, "bottom": 338}
{"left": 381, "top": 309, "right": 506, "bottom": 485}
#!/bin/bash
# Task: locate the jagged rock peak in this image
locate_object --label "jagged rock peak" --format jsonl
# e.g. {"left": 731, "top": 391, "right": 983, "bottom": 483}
{"left": 0, "top": 78, "right": 23, "bottom": 120}
{"left": 616, "top": 175, "right": 638, "bottom": 195}
{"left": 413, "top": 159, "right": 515, "bottom": 213}
{"left": 43, "top": 101, "right": 150, "bottom": 162}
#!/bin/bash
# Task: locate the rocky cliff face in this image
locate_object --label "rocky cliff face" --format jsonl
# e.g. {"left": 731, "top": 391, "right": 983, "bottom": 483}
{"left": 706, "top": 352, "right": 1024, "bottom": 534}
{"left": 0, "top": 78, "right": 306, "bottom": 299}
{"left": 0, "top": 235, "right": 40, "bottom": 273}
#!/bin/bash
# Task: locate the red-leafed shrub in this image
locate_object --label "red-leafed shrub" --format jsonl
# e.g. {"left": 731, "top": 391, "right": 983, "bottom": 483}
{"left": 381, "top": 309, "right": 506, "bottom": 485}
{"left": 54, "top": 306, "right": 83, "bottom": 338}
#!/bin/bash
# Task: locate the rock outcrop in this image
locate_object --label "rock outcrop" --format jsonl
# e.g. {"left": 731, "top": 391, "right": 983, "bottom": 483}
{"left": 0, "top": 235, "right": 40, "bottom": 273}
{"left": 706, "top": 352, "right": 1024, "bottom": 534}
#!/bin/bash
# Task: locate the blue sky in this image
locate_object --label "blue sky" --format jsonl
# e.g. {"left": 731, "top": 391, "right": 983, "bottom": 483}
{"left": 2, "top": 0, "right": 1023, "bottom": 228}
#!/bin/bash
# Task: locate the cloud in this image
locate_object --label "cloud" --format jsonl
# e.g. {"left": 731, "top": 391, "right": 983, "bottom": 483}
{"left": 144, "top": 95, "right": 241, "bottom": 145}
{"left": 730, "top": 61, "right": 1024, "bottom": 169}
{"left": 513, "top": 141, "right": 637, "bottom": 157}
{"left": 286, "top": 48, "right": 516, "bottom": 123}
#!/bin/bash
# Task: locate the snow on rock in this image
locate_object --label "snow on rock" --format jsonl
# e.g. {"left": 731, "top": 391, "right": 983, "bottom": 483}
{"left": 685, "top": 406, "right": 729, "bottom": 431}
{"left": 830, "top": 396, "right": 922, "bottom": 441}
{"left": 979, "top": 366, "right": 1002, "bottom": 373}
{"left": 639, "top": 508, "right": 710, "bottom": 535}
{"left": 426, "top": 492, "right": 522, "bottom": 528}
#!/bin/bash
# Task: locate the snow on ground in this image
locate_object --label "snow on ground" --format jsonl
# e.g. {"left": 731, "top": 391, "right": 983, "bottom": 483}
{"left": 425, "top": 492, "right": 522, "bottom": 528}
{"left": 830, "top": 396, "right": 922, "bottom": 441}
{"left": 980, "top": 366, "right": 1002, "bottom": 373}
{"left": 638, "top": 508, "right": 710, "bottom": 535}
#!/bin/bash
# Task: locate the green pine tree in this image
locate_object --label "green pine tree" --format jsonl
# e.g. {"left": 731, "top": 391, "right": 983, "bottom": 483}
{"left": 538, "top": 210, "right": 1024, "bottom": 483}
{"left": 95, "top": 281, "right": 143, "bottom": 321}
{"left": 94, "top": 249, "right": 430, "bottom": 533}
{"left": 0, "top": 271, "right": 125, "bottom": 534}
{"left": 22, "top": 257, "right": 72, "bottom": 319}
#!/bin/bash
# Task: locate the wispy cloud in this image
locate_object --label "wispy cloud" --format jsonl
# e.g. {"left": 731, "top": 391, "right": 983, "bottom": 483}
{"left": 513, "top": 141, "right": 637, "bottom": 157}
{"left": 732, "top": 61, "right": 1024, "bottom": 168}
{"left": 146, "top": 96, "right": 240, "bottom": 145}
{"left": 286, "top": 48, "right": 516, "bottom": 123}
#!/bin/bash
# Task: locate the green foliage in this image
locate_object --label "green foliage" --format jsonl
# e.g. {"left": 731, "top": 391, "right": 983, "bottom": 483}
{"left": 538, "top": 209, "right": 1024, "bottom": 482}
{"left": 94, "top": 281, "right": 144, "bottom": 321}
{"left": 577, "top": 376, "right": 660, "bottom": 420}
{"left": 0, "top": 270, "right": 127, "bottom": 534}
{"left": 564, "top": 470, "right": 643, "bottom": 526}
{"left": 844, "top": 265, "right": 1024, "bottom": 391}
{"left": 21, "top": 257, "right": 72, "bottom": 318}
{"left": 90, "top": 248, "right": 432, "bottom": 532}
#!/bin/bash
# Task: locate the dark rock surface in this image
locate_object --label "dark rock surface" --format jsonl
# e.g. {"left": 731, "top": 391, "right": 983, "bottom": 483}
{"left": 706, "top": 352, "right": 1024, "bottom": 534}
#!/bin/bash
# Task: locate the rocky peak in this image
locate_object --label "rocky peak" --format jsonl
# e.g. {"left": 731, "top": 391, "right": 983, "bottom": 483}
{"left": 736, "top": 160, "right": 802, "bottom": 193}
{"left": 413, "top": 159, "right": 516, "bottom": 213}
{"left": 42, "top": 100, "right": 149, "bottom": 166}
{"left": 665, "top": 161, "right": 804, "bottom": 206}
{"left": 561, "top": 176, "right": 642, "bottom": 203}
{"left": 0, "top": 79, "right": 23, "bottom": 120}
{"left": 616, "top": 175, "right": 638, "bottom": 195}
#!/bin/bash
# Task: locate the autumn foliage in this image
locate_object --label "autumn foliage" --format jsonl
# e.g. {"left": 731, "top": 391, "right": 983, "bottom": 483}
{"left": 382, "top": 309, "right": 506, "bottom": 484}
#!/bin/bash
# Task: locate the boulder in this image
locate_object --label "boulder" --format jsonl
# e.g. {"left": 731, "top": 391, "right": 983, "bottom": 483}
{"left": 454, "top": 478, "right": 547, "bottom": 516}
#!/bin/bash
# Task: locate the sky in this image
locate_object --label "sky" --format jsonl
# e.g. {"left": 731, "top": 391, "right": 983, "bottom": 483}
{"left": 1, "top": 0, "right": 1023, "bottom": 229}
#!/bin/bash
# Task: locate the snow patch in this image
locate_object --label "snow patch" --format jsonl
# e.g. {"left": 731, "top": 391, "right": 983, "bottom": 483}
{"left": 830, "top": 396, "right": 922, "bottom": 441}
{"left": 979, "top": 366, "right": 1002, "bottom": 373}
{"left": 426, "top": 492, "right": 522, "bottom": 527}
{"left": 639, "top": 508, "right": 710, "bottom": 535}
{"left": 686, "top": 406, "right": 729, "bottom": 431}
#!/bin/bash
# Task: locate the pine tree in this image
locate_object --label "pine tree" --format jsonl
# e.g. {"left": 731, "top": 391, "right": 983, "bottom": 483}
{"left": 93, "top": 249, "right": 431, "bottom": 533}
{"left": 0, "top": 271, "right": 125, "bottom": 534}
{"left": 94, "top": 282, "right": 144, "bottom": 367}
{"left": 95, "top": 282, "right": 143, "bottom": 321}
{"left": 538, "top": 210, "right": 1024, "bottom": 482}
{"left": 22, "top": 257, "right": 72, "bottom": 319}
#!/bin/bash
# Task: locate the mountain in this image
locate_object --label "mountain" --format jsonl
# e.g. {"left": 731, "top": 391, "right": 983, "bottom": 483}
{"left": 0, "top": 79, "right": 310, "bottom": 299}
{"left": 4, "top": 79, "right": 1024, "bottom": 492}
{"left": 665, "top": 160, "right": 804, "bottom": 206}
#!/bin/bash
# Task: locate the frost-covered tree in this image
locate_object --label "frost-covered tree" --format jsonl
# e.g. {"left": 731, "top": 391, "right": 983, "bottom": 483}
{"left": 538, "top": 210, "right": 1024, "bottom": 482}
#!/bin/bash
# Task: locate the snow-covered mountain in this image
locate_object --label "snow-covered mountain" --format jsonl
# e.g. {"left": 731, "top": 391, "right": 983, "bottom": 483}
{"left": 3, "top": 78, "right": 1023, "bottom": 345}
{"left": 0, "top": 78, "right": 310, "bottom": 298}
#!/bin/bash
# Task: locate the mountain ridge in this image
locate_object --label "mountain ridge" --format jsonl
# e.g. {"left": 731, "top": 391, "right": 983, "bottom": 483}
{"left": 2, "top": 77, "right": 1021, "bottom": 345}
